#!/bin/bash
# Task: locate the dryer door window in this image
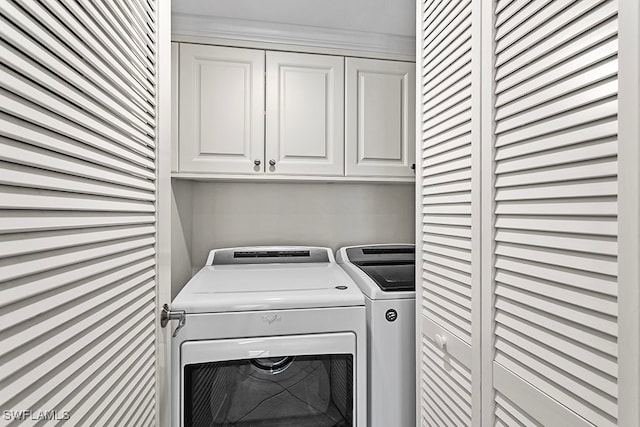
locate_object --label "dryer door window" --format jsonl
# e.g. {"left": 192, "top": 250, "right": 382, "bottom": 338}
{"left": 183, "top": 354, "right": 353, "bottom": 426}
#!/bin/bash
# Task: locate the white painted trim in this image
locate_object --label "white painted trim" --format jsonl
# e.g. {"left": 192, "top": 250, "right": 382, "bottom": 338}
{"left": 480, "top": 2, "right": 497, "bottom": 427}
{"left": 170, "top": 172, "right": 415, "bottom": 184}
{"left": 172, "top": 13, "right": 415, "bottom": 59}
{"left": 493, "top": 364, "right": 593, "bottom": 427}
{"left": 471, "top": 0, "right": 484, "bottom": 425}
{"left": 414, "top": 0, "right": 423, "bottom": 424}
{"left": 617, "top": 0, "right": 640, "bottom": 425}
{"left": 156, "top": 1, "right": 172, "bottom": 426}
{"left": 171, "top": 42, "right": 179, "bottom": 173}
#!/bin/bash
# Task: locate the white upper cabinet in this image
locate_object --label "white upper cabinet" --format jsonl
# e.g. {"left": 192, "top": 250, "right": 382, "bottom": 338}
{"left": 178, "top": 44, "right": 265, "bottom": 174}
{"left": 346, "top": 58, "right": 415, "bottom": 177}
{"left": 174, "top": 42, "right": 414, "bottom": 181}
{"left": 266, "top": 51, "right": 344, "bottom": 176}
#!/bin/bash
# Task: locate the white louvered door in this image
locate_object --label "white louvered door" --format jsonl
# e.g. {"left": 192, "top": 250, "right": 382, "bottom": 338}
{"left": 1, "top": 0, "right": 162, "bottom": 425}
{"left": 491, "top": 1, "right": 619, "bottom": 425}
{"left": 418, "top": 0, "right": 629, "bottom": 426}
{"left": 417, "top": 0, "right": 479, "bottom": 425}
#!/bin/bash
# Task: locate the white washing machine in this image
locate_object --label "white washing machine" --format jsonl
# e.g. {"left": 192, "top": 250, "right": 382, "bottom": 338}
{"left": 168, "top": 246, "right": 367, "bottom": 427}
{"left": 336, "top": 244, "right": 415, "bottom": 427}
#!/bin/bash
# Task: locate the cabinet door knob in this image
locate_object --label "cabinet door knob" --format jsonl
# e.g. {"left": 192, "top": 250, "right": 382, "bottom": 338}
{"left": 269, "top": 159, "right": 276, "bottom": 166}
{"left": 411, "top": 163, "right": 416, "bottom": 170}
{"left": 254, "top": 160, "right": 261, "bottom": 166}
{"left": 434, "top": 334, "right": 447, "bottom": 349}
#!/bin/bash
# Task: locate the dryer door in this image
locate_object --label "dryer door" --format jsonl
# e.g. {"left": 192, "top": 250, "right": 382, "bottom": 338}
{"left": 180, "top": 333, "right": 356, "bottom": 426}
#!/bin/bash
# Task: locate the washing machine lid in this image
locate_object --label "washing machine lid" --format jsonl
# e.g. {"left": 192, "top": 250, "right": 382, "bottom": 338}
{"left": 337, "top": 244, "right": 415, "bottom": 299}
{"left": 173, "top": 246, "right": 365, "bottom": 313}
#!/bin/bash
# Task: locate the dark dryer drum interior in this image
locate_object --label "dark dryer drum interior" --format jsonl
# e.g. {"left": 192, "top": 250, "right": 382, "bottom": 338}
{"left": 345, "top": 246, "right": 415, "bottom": 292}
{"left": 184, "top": 354, "right": 353, "bottom": 426}
{"left": 184, "top": 355, "right": 353, "bottom": 427}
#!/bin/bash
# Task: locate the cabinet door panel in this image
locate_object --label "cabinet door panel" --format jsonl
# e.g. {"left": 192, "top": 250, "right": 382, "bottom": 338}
{"left": 360, "top": 74, "right": 402, "bottom": 159}
{"left": 280, "top": 70, "right": 328, "bottom": 157}
{"left": 346, "top": 58, "right": 415, "bottom": 177}
{"left": 179, "top": 44, "right": 264, "bottom": 174}
{"left": 266, "top": 51, "right": 344, "bottom": 176}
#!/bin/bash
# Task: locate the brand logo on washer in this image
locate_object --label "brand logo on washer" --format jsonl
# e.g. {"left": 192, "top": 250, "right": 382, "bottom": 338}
{"left": 262, "top": 314, "right": 282, "bottom": 324}
{"left": 385, "top": 309, "right": 398, "bottom": 322}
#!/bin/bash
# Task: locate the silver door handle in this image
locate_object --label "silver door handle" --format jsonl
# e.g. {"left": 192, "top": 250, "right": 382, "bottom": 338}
{"left": 161, "top": 303, "right": 186, "bottom": 337}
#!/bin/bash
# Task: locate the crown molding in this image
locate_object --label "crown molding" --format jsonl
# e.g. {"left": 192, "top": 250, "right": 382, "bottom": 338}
{"left": 172, "top": 13, "right": 415, "bottom": 59}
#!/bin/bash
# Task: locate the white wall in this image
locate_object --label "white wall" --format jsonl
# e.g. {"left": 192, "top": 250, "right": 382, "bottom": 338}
{"left": 171, "top": 181, "right": 415, "bottom": 295}
{"left": 171, "top": 179, "right": 193, "bottom": 299}
{"left": 172, "top": 0, "right": 415, "bottom": 37}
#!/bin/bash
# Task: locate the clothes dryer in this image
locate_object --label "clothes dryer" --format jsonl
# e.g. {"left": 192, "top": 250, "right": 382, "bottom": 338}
{"left": 336, "top": 244, "right": 415, "bottom": 427}
{"left": 169, "top": 246, "right": 367, "bottom": 427}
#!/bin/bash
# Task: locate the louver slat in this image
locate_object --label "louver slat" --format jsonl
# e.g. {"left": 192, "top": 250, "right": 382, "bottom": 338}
{"left": 0, "top": 211, "right": 154, "bottom": 234}
{"left": 0, "top": 0, "right": 157, "bottom": 425}
{"left": 0, "top": 185, "right": 155, "bottom": 214}
{"left": 492, "top": 0, "right": 619, "bottom": 425}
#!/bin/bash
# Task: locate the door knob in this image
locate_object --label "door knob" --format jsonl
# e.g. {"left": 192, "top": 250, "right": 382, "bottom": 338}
{"left": 269, "top": 159, "right": 276, "bottom": 166}
{"left": 434, "top": 334, "right": 447, "bottom": 349}
{"left": 254, "top": 159, "right": 261, "bottom": 166}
